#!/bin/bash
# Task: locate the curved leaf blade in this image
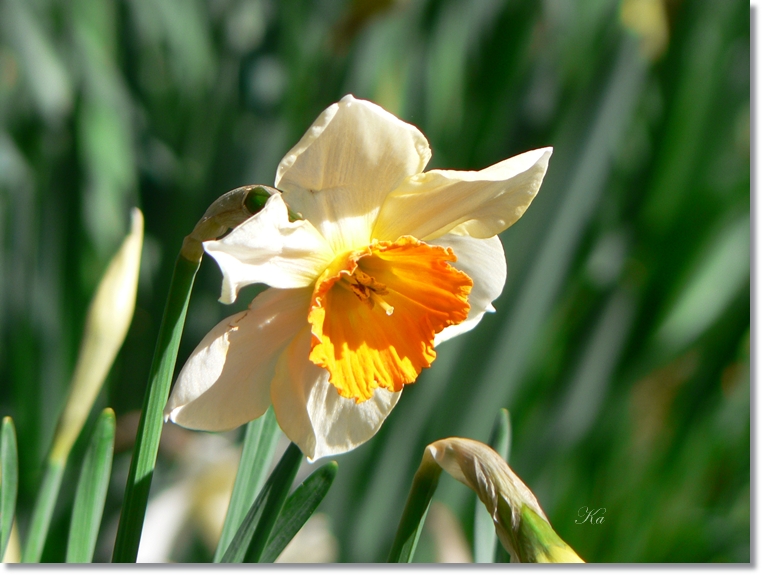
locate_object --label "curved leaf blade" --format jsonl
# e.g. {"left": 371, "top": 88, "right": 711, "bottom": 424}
{"left": 221, "top": 442, "right": 303, "bottom": 563}
{"left": 260, "top": 461, "right": 338, "bottom": 563}
{"left": 66, "top": 408, "right": 116, "bottom": 563}
{"left": 214, "top": 407, "right": 281, "bottom": 562}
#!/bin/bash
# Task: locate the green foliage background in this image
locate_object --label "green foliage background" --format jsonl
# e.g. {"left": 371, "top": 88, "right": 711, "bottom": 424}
{"left": 0, "top": 0, "right": 749, "bottom": 563}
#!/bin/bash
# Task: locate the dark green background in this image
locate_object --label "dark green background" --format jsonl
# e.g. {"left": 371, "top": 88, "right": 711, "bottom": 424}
{"left": 0, "top": 0, "right": 749, "bottom": 562}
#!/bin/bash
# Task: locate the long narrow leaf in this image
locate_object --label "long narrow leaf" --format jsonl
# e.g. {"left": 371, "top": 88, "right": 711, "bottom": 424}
{"left": 387, "top": 453, "right": 442, "bottom": 563}
{"left": 21, "top": 461, "right": 64, "bottom": 562}
{"left": 1, "top": 417, "right": 18, "bottom": 560}
{"left": 214, "top": 407, "right": 281, "bottom": 562}
{"left": 260, "top": 461, "right": 338, "bottom": 563}
{"left": 66, "top": 409, "right": 116, "bottom": 563}
{"left": 221, "top": 442, "right": 303, "bottom": 563}
{"left": 112, "top": 254, "right": 200, "bottom": 562}
{"left": 474, "top": 409, "right": 512, "bottom": 563}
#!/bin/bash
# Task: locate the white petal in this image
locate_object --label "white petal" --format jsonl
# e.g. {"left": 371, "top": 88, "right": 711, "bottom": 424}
{"left": 432, "top": 234, "right": 507, "bottom": 346}
{"left": 373, "top": 147, "right": 552, "bottom": 242}
{"left": 203, "top": 194, "right": 333, "bottom": 304}
{"left": 165, "top": 287, "right": 311, "bottom": 431}
{"left": 276, "top": 94, "right": 432, "bottom": 254}
{"left": 270, "top": 326, "right": 401, "bottom": 461}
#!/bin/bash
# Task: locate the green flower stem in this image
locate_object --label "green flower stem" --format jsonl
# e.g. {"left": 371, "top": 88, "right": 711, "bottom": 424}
{"left": 112, "top": 253, "right": 201, "bottom": 562}
{"left": 111, "top": 186, "right": 291, "bottom": 562}
{"left": 387, "top": 451, "right": 442, "bottom": 563}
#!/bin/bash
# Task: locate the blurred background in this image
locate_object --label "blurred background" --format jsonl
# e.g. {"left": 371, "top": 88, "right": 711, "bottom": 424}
{"left": 0, "top": 0, "right": 749, "bottom": 563}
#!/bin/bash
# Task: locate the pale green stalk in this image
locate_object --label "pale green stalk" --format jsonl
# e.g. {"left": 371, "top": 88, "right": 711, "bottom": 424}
{"left": 22, "top": 210, "right": 143, "bottom": 563}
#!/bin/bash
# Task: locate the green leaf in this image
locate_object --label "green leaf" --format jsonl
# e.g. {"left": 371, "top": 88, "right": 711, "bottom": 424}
{"left": 21, "top": 460, "right": 65, "bottom": 562}
{"left": 214, "top": 407, "right": 281, "bottom": 562}
{"left": 66, "top": 408, "right": 115, "bottom": 563}
{"left": 1, "top": 417, "right": 18, "bottom": 561}
{"left": 474, "top": 409, "right": 512, "bottom": 563}
{"left": 387, "top": 455, "right": 442, "bottom": 563}
{"left": 260, "top": 461, "right": 338, "bottom": 563}
{"left": 221, "top": 442, "right": 303, "bottom": 563}
{"left": 112, "top": 254, "right": 200, "bottom": 562}
{"left": 490, "top": 408, "right": 512, "bottom": 462}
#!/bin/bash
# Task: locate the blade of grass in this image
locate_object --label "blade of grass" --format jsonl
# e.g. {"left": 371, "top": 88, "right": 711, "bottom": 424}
{"left": 221, "top": 442, "right": 303, "bottom": 563}
{"left": 112, "top": 254, "right": 200, "bottom": 562}
{"left": 20, "top": 462, "right": 64, "bottom": 562}
{"left": 387, "top": 452, "right": 442, "bottom": 563}
{"left": 474, "top": 409, "right": 512, "bottom": 563}
{"left": 1, "top": 417, "right": 18, "bottom": 560}
{"left": 66, "top": 408, "right": 115, "bottom": 563}
{"left": 213, "top": 407, "right": 281, "bottom": 562}
{"left": 260, "top": 461, "right": 338, "bottom": 563}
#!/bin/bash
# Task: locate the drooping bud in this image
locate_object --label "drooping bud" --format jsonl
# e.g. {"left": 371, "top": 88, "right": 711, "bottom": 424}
{"left": 181, "top": 185, "right": 302, "bottom": 262}
{"left": 425, "top": 438, "right": 583, "bottom": 563}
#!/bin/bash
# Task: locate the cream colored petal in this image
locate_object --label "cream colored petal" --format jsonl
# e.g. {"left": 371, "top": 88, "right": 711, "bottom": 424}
{"left": 203, "top": 194, "right": 334, "bottom": 304}
{"left": 270, "top": 326, "right": 401, "bottom": 461}
{"left": 373, "top": 147, "right": 552, "bottom": 242}
{"left": 165, "top": 287, "right": 312, "bottom": 432}
{"left": 276, "top": 95, "right": 432, "bottom": 254}
{"left": 431, "top": 234, "right": 507, "bottom": 346}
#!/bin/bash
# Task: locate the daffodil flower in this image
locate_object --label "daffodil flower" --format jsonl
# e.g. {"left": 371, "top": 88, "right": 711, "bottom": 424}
{"left": 165, "top": 95, "right": 551, "bottom": 460}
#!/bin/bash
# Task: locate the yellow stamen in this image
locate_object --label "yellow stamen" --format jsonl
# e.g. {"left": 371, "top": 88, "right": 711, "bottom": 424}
{"left": 337, "top": 267, "right": 395, "bottom": 315}
{"left": 370, "top": 292, "right": 395, "bottom": 315}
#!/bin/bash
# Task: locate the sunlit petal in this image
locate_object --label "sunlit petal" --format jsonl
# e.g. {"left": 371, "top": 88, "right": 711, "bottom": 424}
{"left": 166, "top": 287, "right": 311, "bottom": 431}
{"left": 373, "top": 147, "right": 552, "bottom": 242}
{"left": 431, "top": 234, "right": 507, "bottom": 346}
{"left": 276, "top": 95, "right": 432, "bottom": 254}
{"left": 204, "top": 194, "right": 334, "bottom": 304}
{"left": 271, "top": 326, "right": 400, "bottom": 461}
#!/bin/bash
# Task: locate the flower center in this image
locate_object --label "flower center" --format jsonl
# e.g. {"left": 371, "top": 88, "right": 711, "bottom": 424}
{"left": 307, "top": 236, "right": 473, "bottom": 402}
{"left": 337, "top": 269, "right": 394, "bottom": 315}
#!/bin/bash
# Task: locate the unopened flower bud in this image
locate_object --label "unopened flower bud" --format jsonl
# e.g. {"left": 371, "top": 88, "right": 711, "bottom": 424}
{"left": 181, "top": 185, "right": 301, "bottom": 262}
{"left": 50, "top": 209, "right": 143, "bottom": 463}
{"left": 425, "top": 437, "right": 583, "bottom": 563}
